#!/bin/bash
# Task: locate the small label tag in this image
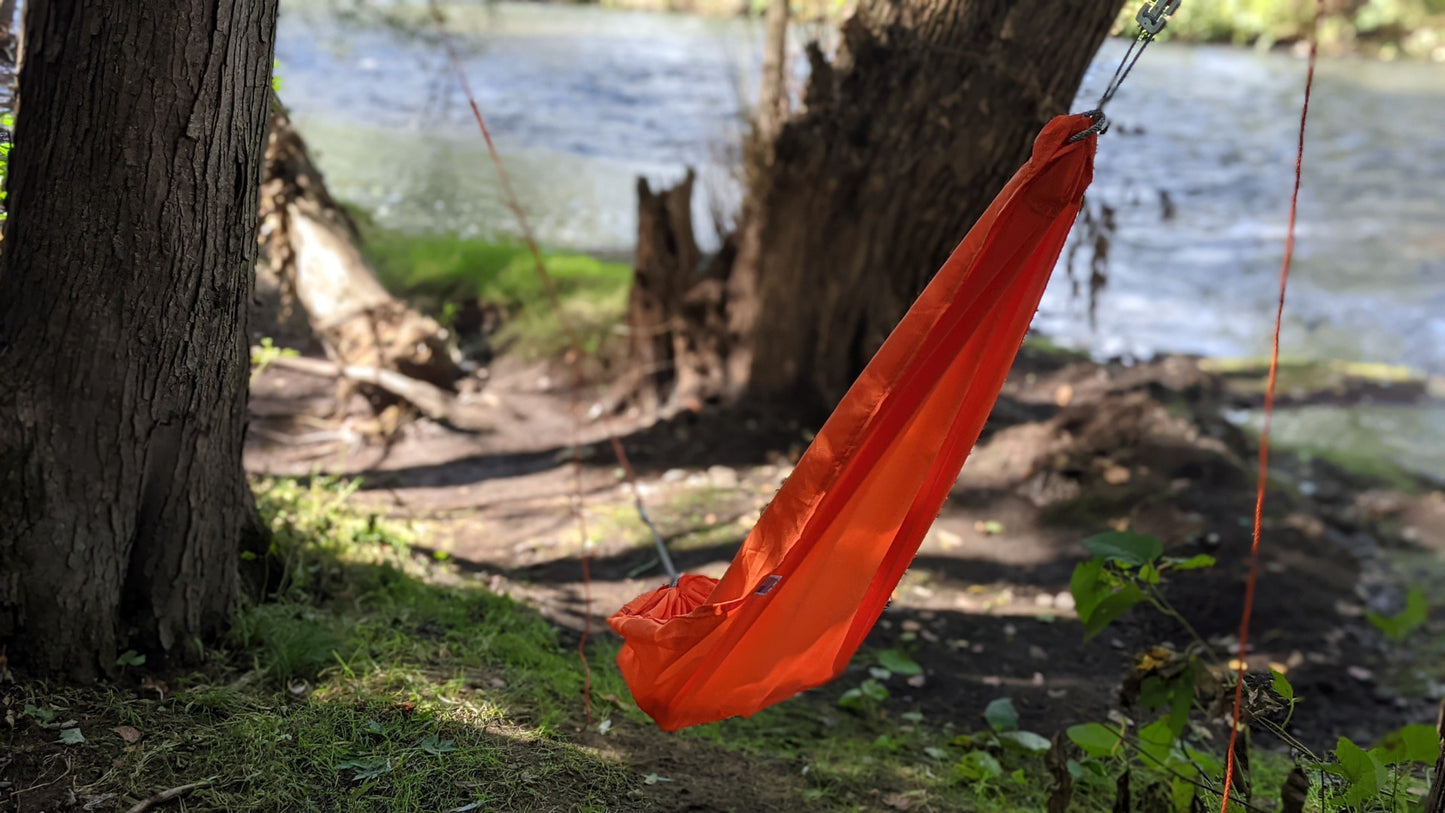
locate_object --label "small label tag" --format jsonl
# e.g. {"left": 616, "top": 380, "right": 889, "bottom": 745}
{"left": 754, "top": 574, "right": 782, "bottom": 596}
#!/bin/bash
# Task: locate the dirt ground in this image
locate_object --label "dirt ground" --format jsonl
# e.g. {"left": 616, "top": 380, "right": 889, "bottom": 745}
{"left": 244, "top": 342, "right": 1445, "bottom": 798}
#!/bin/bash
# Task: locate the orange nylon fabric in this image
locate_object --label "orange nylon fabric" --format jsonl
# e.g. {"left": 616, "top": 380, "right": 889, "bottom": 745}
{"left": 608, "top": 114, "right": 1098, "bottom": 732}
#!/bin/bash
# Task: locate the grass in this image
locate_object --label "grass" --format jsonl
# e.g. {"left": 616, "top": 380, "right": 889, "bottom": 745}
{"left": 351, "top": 214, "right": 633, "bottom": 360}
{"left": 4, "top": 477, "right": 638, "bottom": 812}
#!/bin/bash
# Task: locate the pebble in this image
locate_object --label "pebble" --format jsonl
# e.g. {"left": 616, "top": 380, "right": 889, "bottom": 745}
{"left": 706, "top": 465, "right": 739, "bottom": 488}
{"left": 1347, "top": 666, "right": 1374, "bottom": 682}
{"left": 1054, "top": 592, "right": 1076, "bottom": 612}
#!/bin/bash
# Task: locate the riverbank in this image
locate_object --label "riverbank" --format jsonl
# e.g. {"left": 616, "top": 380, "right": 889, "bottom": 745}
{"left": 584, "top": 0, "right": 1445, "bottom": 60}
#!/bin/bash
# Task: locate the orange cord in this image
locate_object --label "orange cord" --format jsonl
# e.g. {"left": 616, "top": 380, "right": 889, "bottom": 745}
{"left": 424, "top": 1, "right": 655, "bottom": 729}
{"left": 1218, "top": 4, "right": 1321, "bottom": 808}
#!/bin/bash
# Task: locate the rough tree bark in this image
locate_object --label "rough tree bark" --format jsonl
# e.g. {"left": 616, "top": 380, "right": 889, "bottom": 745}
{"left": 0, "top": 0, "right": 278, "bottom": 680}
{"left": 259, "top": 99, "right": 464, "bottom": 401}
{"left": 627, "top": 0, "right": 1122, "bottom": 412}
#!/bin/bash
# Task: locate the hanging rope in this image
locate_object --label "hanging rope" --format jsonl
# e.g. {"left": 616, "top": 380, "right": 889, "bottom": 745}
{"left": 1219, "top": 2, "right": 1322, "bottom": 809}
{"left": 1069, "top": 0, "right": 1181, "bottom": 144}
{"left": 425, "top": 0, "right": 678, "bottom": 725}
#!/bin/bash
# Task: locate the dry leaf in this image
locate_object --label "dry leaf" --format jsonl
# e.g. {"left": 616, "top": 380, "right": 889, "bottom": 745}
{"left": 883, "top": 793, "right": 912, "bottom": 810}
{"left": 112, "top": 726, "right": 142, "bottom": 744}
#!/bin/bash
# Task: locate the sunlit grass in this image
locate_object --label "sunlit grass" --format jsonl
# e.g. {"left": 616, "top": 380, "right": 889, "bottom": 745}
{"left": 353, "top": 218, "right": 632, "bottom": 360}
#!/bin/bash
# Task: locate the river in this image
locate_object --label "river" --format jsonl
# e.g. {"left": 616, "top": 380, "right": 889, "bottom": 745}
{"left": 276, "top": 0, "right": 1445, "bottom": 480}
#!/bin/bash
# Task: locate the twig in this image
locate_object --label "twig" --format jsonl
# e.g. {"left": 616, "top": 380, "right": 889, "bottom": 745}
{"left": 125, "top": 777, "right": 215, "bottom": 813}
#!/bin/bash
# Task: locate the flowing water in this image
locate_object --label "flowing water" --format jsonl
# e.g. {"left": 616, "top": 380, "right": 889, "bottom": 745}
{"left": 277, "top": 0, "right": 1445, "bottom": 479}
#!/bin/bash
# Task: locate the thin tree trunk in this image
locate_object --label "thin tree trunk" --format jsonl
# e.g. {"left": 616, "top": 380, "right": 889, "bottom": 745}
{"left": 625, "top": 0, "right": 1121, "bottom": 413}
{"left": 0, "top": 0, "right": 277, "bottom": 679}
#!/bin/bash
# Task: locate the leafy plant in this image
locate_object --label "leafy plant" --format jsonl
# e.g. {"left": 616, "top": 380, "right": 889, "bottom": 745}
{"left": 1062, "top": 531, "right": 1439, "bottom": 811}
{"left": 1365, "top": 585, "right": 1428, "bottom": 641}
{"left": 249, "top": 337, "right": 299, "bottom": 381}
{"left": 836, "top": 678, "right": 888, "bottom": 711}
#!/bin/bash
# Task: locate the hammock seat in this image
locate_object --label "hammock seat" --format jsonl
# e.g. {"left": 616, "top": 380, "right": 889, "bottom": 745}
{"left": 608, "top": 113, "right": 1099, "bottom": 732}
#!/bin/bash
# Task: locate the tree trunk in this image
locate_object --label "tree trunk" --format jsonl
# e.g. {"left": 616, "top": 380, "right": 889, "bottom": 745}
{"left": 627, "top": 0, "right": 1121, "bottom": 412}
{"left": 259, "top": 99, "right": 465, "bottom": 404}
{"left": 0, "top": 0, "right": 278, "bottom": 680}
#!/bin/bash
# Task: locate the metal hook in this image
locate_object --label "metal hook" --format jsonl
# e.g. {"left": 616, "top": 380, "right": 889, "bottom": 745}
{"left": 1067, "top": 110, "right": 1109, "bottom": 144}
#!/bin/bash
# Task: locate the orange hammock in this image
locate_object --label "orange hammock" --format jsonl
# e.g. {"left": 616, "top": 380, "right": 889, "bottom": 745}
{"left": 608, "top": 112, "right": 1099, "bottom": 732}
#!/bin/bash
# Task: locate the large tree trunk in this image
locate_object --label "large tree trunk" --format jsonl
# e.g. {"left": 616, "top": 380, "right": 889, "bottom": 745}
{"left": 0, "top": 0, "right": 277, "bottom": 680}
{"left": 628, "top": 0, "right": 1121, "bottom": 412}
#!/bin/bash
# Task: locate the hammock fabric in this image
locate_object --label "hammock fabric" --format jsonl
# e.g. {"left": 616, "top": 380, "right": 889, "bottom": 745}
{"left": 608, "top": 113, "right": 1098, "bottom": 732}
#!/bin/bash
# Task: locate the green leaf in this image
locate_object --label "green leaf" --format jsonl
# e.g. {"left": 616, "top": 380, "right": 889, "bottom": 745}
{"left": 337, "top": 757, "right": 392, "bottom": 781}
{"left": 1185, "top": 746, "right": 1223, "bottom": 777}
{"left": 868, "top": 667, "right": 892, "bottom": 680}
{"left": 1165, "top": 672, "right": 1194, "bottom": 737}
{"left": 1334, "top": 737, "right": 1385, "bottom": 806}
{"left": 58, "top": 727, "right": 84, "bottom": 746}
{"left": 860, "top": 679, "right": 888, "bottom": 702}
{"left": 1364, "top": 585, "right": 1428, "bottom": 641}
{"left": 1170, "top": 775, "right": 1197, "bottom": 813}
{"left": 838, "top": 679, "right": 889, "bottom": 710}
{"left": 1082, "top": 584, "right": 1145, "bottom": 640}
{"left": 1137, "top": 718, "right": 1175, "bottom": 766}
{"left": 876, "top": 649, "right": 923, "bottom": 676}
{"left": 23, "top": 704, "right": 57, "bottom": 725}
{"left": 1162, "top": 554, "right": 1216, "bottom": 571}
{"left": 924, "top": 746, "right": 948, "bottom": 760}
{"left": 998, "top": 730, "right": 1052, "bottom": 755}
{"left": 115, "top": 650, "right": 146, "bottom": 667}
{"left": 418, "top": 734, "right": 456, "bottom": 755}
{"left": 1137, "top": 676, "right": 1172, "bottom": 710}
{"left": 983, "top": 697, "right": 1020, "bottom": 733}
{"left": 955, "top": 750, "right": 1003, "bottom": 782}
{"left": 1070, "top": 559, "right": 1108, "bottom": 620}
{"left": 1067, "top": 723, "right": 1122, "bottom": 758}
{"left": 1373, "top": 724, "right": 1440, "bottom": 765}
{"left": 1270, "top": 668, "right": 1295, "bottom": 704}
{"left": 1082, "top": 531, "right": 1164, "bottom": 567}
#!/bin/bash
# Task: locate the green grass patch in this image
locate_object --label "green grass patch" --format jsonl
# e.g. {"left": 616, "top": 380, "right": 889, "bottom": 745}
{"left": 5, "top": 478, "right": 638, "bottom": 812}
{"left": 353, "top": 218, "right": 632, "bottom": 360}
